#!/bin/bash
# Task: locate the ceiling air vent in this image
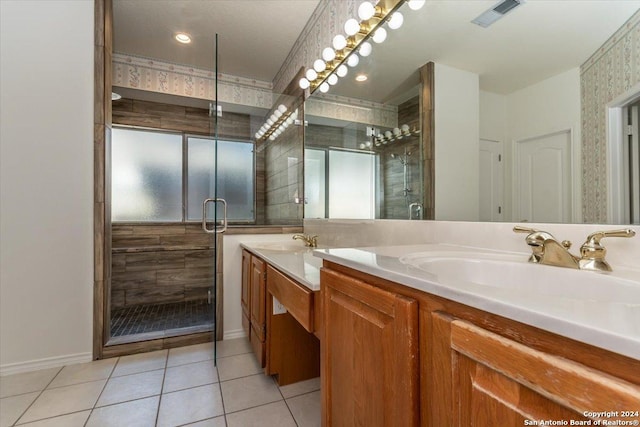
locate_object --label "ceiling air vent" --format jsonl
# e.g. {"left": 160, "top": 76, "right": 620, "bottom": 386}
{"left": 471, "top": 0, "right": 524, "bottom": 28}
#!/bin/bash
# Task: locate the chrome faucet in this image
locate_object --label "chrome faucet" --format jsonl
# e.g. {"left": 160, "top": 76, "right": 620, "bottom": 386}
{"left": 514, "top": 226, "right": 636, "bottom": 272}
{"left": 292, "top": 233, "right": 318, "bottom": 248}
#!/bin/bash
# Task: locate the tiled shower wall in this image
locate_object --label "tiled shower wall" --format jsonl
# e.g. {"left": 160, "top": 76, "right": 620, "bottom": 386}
{"left": 581, "top": 10, "right": 640, "bottom": 223}
{"left": 264, "top": 124, "right": 304, "bottom": 225}
{"left": 380, "top": 96, "right": 421, "bottom": 219}
{"left": 111, "top": 224, "right": 221, "bottom": 308}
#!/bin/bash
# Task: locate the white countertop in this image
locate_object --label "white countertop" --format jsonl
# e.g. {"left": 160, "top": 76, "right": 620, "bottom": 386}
{"left": 241, "top": 242, "right": 323, "bottom": 291}
{"left": 314, "top": 243, "right": 640, "bottom": 360}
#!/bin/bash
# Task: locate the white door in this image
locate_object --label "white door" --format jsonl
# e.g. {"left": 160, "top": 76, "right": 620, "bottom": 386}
{"left": 479, "top": 139, "right": 503, "bottom": 221}
{"left": 513, "top": 130, "right": 572, "bottom": 223}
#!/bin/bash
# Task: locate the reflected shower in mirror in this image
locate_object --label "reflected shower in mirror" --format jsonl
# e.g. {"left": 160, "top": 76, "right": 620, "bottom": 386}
{"left": 303, "top": 0, "right": 640, "bottom": 224}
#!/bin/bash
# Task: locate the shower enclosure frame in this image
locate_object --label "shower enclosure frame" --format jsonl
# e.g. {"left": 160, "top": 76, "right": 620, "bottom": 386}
{"left": 93, "top": 0, "right": 221, "bottom": 359}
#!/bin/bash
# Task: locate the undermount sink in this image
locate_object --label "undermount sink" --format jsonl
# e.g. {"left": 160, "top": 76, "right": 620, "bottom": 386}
{"left": 399, "top": 251, "right": 640, "bottom": 304}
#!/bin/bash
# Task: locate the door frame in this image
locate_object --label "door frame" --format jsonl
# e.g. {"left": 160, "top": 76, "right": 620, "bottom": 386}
{"left": 479, "top": 138, "right": 504, "bottom": 222}
{"left": 511, "top": 128, "right": 580, "bottom": 223}
{"left": 606, "top": 81, "right": 640, "bottom": 224}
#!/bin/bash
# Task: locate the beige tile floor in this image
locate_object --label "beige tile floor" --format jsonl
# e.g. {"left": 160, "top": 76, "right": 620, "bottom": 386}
{"left": 0, "top": 338, "right": 320, "bottom": 427}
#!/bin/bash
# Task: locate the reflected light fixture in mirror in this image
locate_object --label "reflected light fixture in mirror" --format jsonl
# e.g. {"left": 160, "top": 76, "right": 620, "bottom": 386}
{"left": 298, "top": 0, "right": 409, "bottom": 93}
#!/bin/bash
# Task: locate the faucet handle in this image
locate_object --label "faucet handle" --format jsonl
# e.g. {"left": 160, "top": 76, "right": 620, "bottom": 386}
{"left": 513, "top": 226, "right": 538, "bottom": 234}
{"left": 579, "top": 229, "right": 636, "bottom": 272}
{"left": 582, "top": 229, "right": 636, "bottom": 247}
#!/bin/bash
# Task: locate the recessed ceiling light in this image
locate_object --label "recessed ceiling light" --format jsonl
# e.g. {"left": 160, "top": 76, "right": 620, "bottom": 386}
{"left": 355, "top": 74, "right": 368, "bottom": 82}
{"left": 175, "top": 33, "right": 192, "bottom": 44}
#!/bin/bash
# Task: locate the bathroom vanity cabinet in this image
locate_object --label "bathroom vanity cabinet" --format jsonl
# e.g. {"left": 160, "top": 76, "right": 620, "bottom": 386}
{"left": 240, "top": 248, "right": 320, "bottom": 385}
{"left": 320, "top": 261, "right": 640, "bottom": 427}
{"left": 241, "top": 249, "right": 270, "bottom": 367}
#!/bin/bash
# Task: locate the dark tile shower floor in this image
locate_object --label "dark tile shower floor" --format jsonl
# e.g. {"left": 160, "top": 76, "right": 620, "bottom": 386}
{"left": 110, "top": 300, "right": 214, "bottom": 337}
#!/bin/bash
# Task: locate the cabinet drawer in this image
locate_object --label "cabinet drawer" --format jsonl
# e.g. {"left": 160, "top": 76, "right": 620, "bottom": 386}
{"left": 267, "top": 265, "right": 314, "bottom": 332}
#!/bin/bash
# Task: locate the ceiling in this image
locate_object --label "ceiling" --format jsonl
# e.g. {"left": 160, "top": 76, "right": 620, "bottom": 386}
{"left": 329, "top": 0, "right": 640, "bottom": 103}
{"left": 113, "top": 0, "right": 320, "bottom": 83}
{"left": 113, "top": 0, "right": 640, "bottom": 104}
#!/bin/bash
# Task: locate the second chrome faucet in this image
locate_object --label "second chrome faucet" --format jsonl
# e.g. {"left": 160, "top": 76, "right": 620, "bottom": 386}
{"left": 513, "top": 226, "right": 635, "bottom": 272}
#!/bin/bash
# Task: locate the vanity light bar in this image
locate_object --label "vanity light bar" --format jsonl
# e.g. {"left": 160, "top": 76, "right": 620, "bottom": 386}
{"left": 373, "top": 124, "right": 421, "bottom": 146}
{"left": 255, "top": 106, "right": 299, "bottom": 143}
{"left": 299, "top": 0, "right": 409, "bottom": 95}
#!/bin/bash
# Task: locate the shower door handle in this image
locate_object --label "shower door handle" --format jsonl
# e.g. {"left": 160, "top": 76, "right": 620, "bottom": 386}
{"left": 202, "top": 198, "right": 228, "bottom": 234}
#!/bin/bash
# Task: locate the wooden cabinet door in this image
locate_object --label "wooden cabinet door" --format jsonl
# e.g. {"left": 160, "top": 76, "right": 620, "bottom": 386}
{"left": 449, "top": 319, "right": 640, "bottom": 426}
{"left": 241, "top": 250, "right": 251, "bottom": 335}
{"left": 321, "top": 268, "right": 419, "bottom": 427}
{"left": 250, "top": 256, "right": 266, "bottom": 341}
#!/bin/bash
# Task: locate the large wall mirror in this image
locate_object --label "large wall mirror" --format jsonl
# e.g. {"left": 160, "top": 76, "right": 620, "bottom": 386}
{"left": 303, "top": 0, "right": 640, "bottom": 224}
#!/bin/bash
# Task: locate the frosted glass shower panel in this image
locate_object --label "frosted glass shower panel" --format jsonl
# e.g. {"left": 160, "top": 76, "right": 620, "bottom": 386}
{"left": 328, "top": 150, "right": 376, "bottom": 219}
{"left": 112, "top": 128, "right": 183, "bottom": 221}
{"left": 304, "top": 148, "right": 326, "bottom": 218}
{"left": 187, "top": 137, "right": 254, "bottom": 222}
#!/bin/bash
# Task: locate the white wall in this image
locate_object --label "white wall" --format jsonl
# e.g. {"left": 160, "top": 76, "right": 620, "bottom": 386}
{"left": 479, "top": 91, "right": 507, "bottom": 143}
{"left": 222, "top": 234, "right": 297, "bottom": 339}
{"left": 434, "top": 63, "right": 480, "bottom": 221}
{"left": 0, "top": 1, "right": 94, "bottom": 374}
{"left": 479, "top": 68, "right": 582, "bottom": 222}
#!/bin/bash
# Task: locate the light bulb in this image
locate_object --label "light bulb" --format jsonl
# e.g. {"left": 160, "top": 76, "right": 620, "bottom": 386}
{"left": 327, "top": 74, "right": 339, "bottom": 85}
{"left": 407, "top": 0, "right": 425, "bottom": 10}
{"left": 313, "top": 59, "right": 326, "bottom": 73}
{"left": 372, "top": 27, "right": 387, "bottom": 44}
{"left": 365, "top": 141, "right": 372, "bottom": 148}
{"left": 267, "top": 118, "right": 274, "bottom": 126}
{"left": 278, "top": 104, "right": 287, "bottom": 113}
{"left": 305, "top": 68, "right": 318, "bottom": 81}
{"left": 388, "top": 12, "right": 403, "bottom": 30}
{"left": 385, "top": 131, "right": 392, "bottom": 139}
{"left": 322, "top": 47, "right": 336, "bottom": 62}
{"left": 347, "top": 53, "right": 360, "bottom": 67}
{"left": 393, "top": 127, "right": 401, "bottom": 136}
{"left": 255, "top": 132, "right": 260, "bottom": 139}
{"left": 336, "top": 64, "right": 348, "bottom": 77}
{"left": 270, "top": 114, "right": 277, "bottom": 122}
{"left": 319, "top": 82, "right": 330, "bottom": 93}
{"left": 269, "top": 135, "right": 276, "bottom": 141}
{"left": 286, "top": 117, "right": 294, "bottom": 125}
{"left": 344, "top": 18, "right": 360, "bottom": 36}
{"left": 401, "top": 124, "right": 410, "bottom": 134}
{"left": 357, "top": 1, "right": 375, "bottom": 20}
{"left": 332, "top": 34, "right": 347, "bottom": 51}
{"left": 359, "top": 41, "right": 372, "bottom": 57}
{"left": 274, "top": 110, "right": 282, "bottom": 119}
{"left": 359, "top": 143, "right": 366, "bottom": 149}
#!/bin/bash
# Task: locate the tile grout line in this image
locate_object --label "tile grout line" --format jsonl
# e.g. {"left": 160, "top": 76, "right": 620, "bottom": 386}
{"left": 274, "top": 376, "right": 300, "bottom": 427}
{"left": 153, "top": 349, "right": 170, "bottom": 426}
{"left": 5, "top": 341, "right": 250, "bottom": 426}
{"left": 84, "top": 357, "right": 119, "bottom": 426}
{"left": 10, "top": 366, "right": 64, "bottom": 426}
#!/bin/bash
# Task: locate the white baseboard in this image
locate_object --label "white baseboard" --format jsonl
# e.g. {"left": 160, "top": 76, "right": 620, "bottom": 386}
{"left": 0, "top": 352, "right": 93, "bottom": 376}
{"left": 223, "top": 329, "right": 247, "bottom": 340}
